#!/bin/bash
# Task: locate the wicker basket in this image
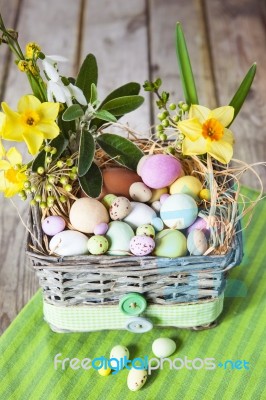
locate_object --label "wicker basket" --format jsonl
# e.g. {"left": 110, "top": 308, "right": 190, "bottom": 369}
{"left": 27, "top": 202, "right": 243, "bottom": 333}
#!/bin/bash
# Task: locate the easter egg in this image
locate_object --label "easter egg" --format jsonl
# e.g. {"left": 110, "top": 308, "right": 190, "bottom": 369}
{"left": 42, "top": 215, "right": 65, "bottom": 236}
{"left": 199, "top": 188, "right": 211, "bottom": 201}
{"left": 154, "top": 229, "right": 187, "bottom": 258}
{"left": 152, "top": 338, "right": 176, "bottom": 358}
{"left": 160, "top": 193, "right": 198, "bottom": 229}
{"left": 170, "top": 176, "right": 202, "bottom": 200}
{"left": 123, "top": 202, "right": 156, "bottom": 229}
{"left": 148, "top": 187, "right": 168, "bottom": 203}
{"left": 94, "top": 222, "right": 109, "bottom": 235}
{"left": 137, "top": 155, "right": 152, "bottom": 176}
{"left": 140, "top": 154, "right": 183, "bottom": 189}
{"left": 70, "top": 198, "right": 109, "bottom": 233}
{"left": 110, "top": 345, "right": 129, "bottom": 369}
{"left": 100, "top": 168, "right": 142, "bottom": 199}
{"left": 87, "top": 235, "right": 109, "bottom": 255}
{"left": 130, "top": 235, "right": 155, "bottom": 256}
{"left": 109, "top": 197, "right": 132, "bottom": 220}
{"left": 106, "top": 221, "right": 134, "bottom": 255}
{"left": 98, "top": 366, "right": 111, "bottom": 376}
{"left": 127, "top": 368, "right": 148, "bottom": 391}
{"left": 187, "top": 229, "right": 208, "bottom": 256}
{"left": 49, "top": 230, "right": 89, "bottom": 256}
{"left": 151, "top": 217, "right": 164, "bottom": 232}
{"left": 187, "top": 217, "right": 210, "bottom": 238}
{"left": 160, "top": 193, "right": 170, "bottom": 204}
{"left": 136, "top": 224, "right": 155, "bottom": 238}
{"left": 102, "top": 194, "right": 117, "bottom": 209}
{"left": 129, "top": 182, "right": 152, "bottom": 202}
{"left": 151, "top": 200, "right": 161, "bottom": 213}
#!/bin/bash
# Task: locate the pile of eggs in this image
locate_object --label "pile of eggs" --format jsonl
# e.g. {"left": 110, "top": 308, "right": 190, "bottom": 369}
{"left": 43, "top": 154, "right": 210, "bottom": 258}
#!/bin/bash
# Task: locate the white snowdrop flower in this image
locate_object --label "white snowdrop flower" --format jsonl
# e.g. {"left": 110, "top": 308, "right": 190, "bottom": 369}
{"left": 42, "top": 55, "right": 68, "bottom": 82}
{"left": 68, "top": 83, "right": 87, "bottom": 106}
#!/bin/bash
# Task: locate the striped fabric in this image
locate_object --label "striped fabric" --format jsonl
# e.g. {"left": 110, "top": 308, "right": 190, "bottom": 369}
{"left": 0, "top": 187, "right": 265, "bottom": 400}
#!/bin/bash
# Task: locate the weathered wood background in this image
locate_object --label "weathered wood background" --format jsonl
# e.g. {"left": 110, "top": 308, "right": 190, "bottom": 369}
{"left": 0, "top": 0, "right": 265, "bottom": 334}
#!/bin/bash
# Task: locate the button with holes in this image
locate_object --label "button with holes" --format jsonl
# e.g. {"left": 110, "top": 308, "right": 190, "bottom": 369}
{"left": 125, "top": 317, "right": 153, "bottom": 333}
{"left": 119, "top": 293, "right": 147, "bottom": 316}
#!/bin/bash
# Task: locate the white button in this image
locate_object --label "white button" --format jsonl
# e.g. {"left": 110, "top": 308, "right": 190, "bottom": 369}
{"left": 125, "top": 317, "right": 153, "bottom": 333}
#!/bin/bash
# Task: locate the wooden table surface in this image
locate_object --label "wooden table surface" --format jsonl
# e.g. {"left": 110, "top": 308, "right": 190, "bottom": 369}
{"left": 0, "top": 0, "right": 265, "bottom": 334}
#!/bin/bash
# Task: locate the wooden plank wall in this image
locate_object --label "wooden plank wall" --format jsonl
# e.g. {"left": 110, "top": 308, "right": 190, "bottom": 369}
{"left": 0, "top": 0, "right": 265, "bottom": 333}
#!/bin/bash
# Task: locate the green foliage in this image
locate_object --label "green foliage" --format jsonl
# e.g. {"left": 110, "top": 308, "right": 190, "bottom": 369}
{"left": 143, "top": 78, "right": 162, "bottom": 92}
{"left": 94, "top": 110, "right": 117, "bottom": 123}
{"left": 96, "top": 133, "right": 144, "bottom": 171}
{"left": 90, "top": 83, "right": 98, "bottom": 104}
{"left": 57, "top": 117, "right": 76, "bottom": 139}
{"left": 99, "top": 82, "right": 141, "bottom": 107}
{"left": 101, "top": 95, "right": 144, "bottom": 116}
{"left": 76, "top": 54, "right": 98, "bottom": 103}
{"left": 62, "top": 104, "right": 84, "bottom": 121}
{"left": 79, "top": 162, "right": 102, "bottom": 198}
{"left": 78, "top": 130, "right": 95, "bottom": 177}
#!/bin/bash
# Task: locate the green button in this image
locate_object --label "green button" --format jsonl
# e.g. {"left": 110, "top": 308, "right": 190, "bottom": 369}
{"left": 119, "top": 293, "right": 147, "bottom": 316}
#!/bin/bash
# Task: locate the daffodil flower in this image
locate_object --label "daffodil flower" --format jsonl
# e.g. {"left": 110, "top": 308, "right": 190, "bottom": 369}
{"left": 0, "top": 146, "right": 27, "bottom": 197}
{"left": 47, "top": 80, "right": 87, "bottom": 106}
{"left": 1, "top": 95, "right": 60, "bottom": 155}
{"left": 178, "top": 105, "right": 235, "bottom": 164}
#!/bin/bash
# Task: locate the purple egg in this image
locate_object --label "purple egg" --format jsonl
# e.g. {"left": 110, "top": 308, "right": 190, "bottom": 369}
{"left": 160, "top": 193, "right": 170, "bottom": 204}
{"left": 130, "top": 235, "right": 155, "bottom": 256}
{"left": 94, "top": 222, "right": 109, "bottom": 235}
{"left": 187, "top": 217, "right": 210, "bottom": 238}
{"left": 42, "top": 216, "right": 66, "bottom": 236}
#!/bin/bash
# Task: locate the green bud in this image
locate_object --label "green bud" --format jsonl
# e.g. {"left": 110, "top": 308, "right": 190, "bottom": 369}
{"left": 57, "top": 160, "right": 64, "bottom": 168}
{"left": 69, "top": 173, "right": 77, "bottom": 181}
{"left": 178, "top": 101, "right": 184, "bottom": 108}
{"left": 71, "top": 166, "right": 78, "bottom": 174}
{"left": 48, "top": 175, "right": 55, "bottom": 184}
{"left": 35, "top": 194, "right": 42, "bottom": 202}
{"left": 169, "top": 103, "right": 176, "bottom": 110}
{"left": 40, "top": 201, "right": 47, "bottom": 209}
{"left": 37, "top": 166, "right": 45, "bottom": 175}
{"left": 172, "top": 115, "right": 180, "bottom": 123}
{"left": 178, "top": 110, "right": 183, "bottom": 116}
{"left": 18, "top": 190, "right": 26, "bottom": 198}
{"left": 47, "top": 196, "right": 55, "bottom": 203}
{"left": 60, "top": 176, "right": 69, "bottom": 185}
{"left": 157, "top": 113, "right": 165, "bottom": 121}
{"left": 156, "top": 124, "right": 164, "bottom": 132}
{"left": 46, "top": 156, "right": 52, "bottom": 164}
{"left": 21, "top": 195, "right": 27, "bottom": 201}
{"left": 176, "top": 143, "right": 182, "bottom": 150}
{"left": 162, "top": 119, "right": 169, "bottom": 127}
{"left": 182, "top": 103, "right": 189, "bottom": 112}
{"left": 64, "top": 184, "right": 72, "bottom": 192}
{"left": 50, "top": 147, "right": 57, "bottom": 155}
{"left": 159, "top": 133, "right": 167, "bottom": 141}
{"left": 45, "top": 183, "right": 53, "bottom": 191}
{"left": 25, "top": 189, "right": 31, "bottom": 195}
{"left": 66, "top": 158, "right": 74, "bottom": 167}
{"left": 44, "top": 145, "right": 52, "bottom": 153}
{"left": 178, "top": 133, "right": 185, "bottom": 141}
{"left": 23, "top": 181, "right": 31, "bottom": 189}
{"left": 30, "top": 199, "right": 37, "bottom": 206}
{"left": 59, "top": 195, "right": 67, "bottom": 203}
{"left": 167, "top": 146, "right": 175, "bottom": 154}
{"left": 31, "top": 185, "right": 37, "bottom": 193}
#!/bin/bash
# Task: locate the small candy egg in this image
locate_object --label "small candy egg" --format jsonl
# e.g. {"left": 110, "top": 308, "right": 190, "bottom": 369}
{"left": 187, "top": 229, "right": 208, "bottom": 255}
{"left": 140, "top": 154, "right": 183, "bottom": 189}
{"left": 170, "top": 175, "right": 202, "bottom": 200}
{"left": 160, "top": 193, "right": 198, "bottom": 229}
{"left": 129, "top": 182, "right": 152, "bottom": 202}
{"left": 102, "top": 194, "right": 117, "bottom": 209}
{"left": 187, "top": 217, "right": 210, "bottom": 238}
{"left": 148, "top": 187, "right": 168, "bottom": 203}
{"left": 109, "top": 197, "right": 132, "bottom": 220}
{"left": 127, "top": 368, "right": 148, "bottom": 391}
{"left": 70, "top": 198, "right": 109, "bottom": 233}
{"left": 152, "top": 338, "right": 176, "bottom": 358}
{"left": 98, "top": 366, "right": 112, "bottom": 376}
{"left": 199, "top": 188, "right": 211, "bottom": 201}
{"left": 151, "top": 200, "right": 161, "bottom": 213}
{"left": 94, "top": 222, "right": 109, "bottom": 235}
{"left": 160, "top": 193, "right": 170, "bottom": 204}
{"left": 110, "top": 345, "right": 129, "bottom": 369}
{"left": 106, "top": 221, "right": 134, "bottom": 255}
{"left": 151, "top": 217, "right": 164, "bottom": 232}
{"left": 87, "top": 235, "right": 109, "bottom": 255}
{"left": 130, "top": 235, "right": 155, "bottom": 256}
{"left": 154, "top": 229, "right": 187, "bottom": 258}
{"left": 49, "top": 230, "right": 89, "bottom": 256}
{"left": 137, "top": 155, "right": 152, "bottom": 176}
{"left": 42, "top": 215, "right": 66, "bottom": 236}
{"left": 136, "top": 224, "right": 155, "bottom": 239}
{"left": 123, "top": 202, "right": 156, "bottom": 230}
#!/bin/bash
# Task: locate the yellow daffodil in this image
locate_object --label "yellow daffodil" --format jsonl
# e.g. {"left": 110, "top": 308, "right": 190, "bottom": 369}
{"left": 1, "top": 95, "right": 60, "bottom": 155}
{"left": 178, "top": 105, "right": 235, "bottom": 164}
{"left": 0, "top": 146, "right": 27, "bottom": 198}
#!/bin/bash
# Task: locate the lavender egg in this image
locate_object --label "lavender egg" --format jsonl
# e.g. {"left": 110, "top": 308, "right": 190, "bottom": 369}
{"left": 130, "top": 235, "right": 155, "bottom": 256}
{"left": 187, "top": 217, "right": 210, "bottom": 238}
{"left": 42, "top": 216, "right": 66, "bottom": 236}
{"left": 94, "top": 222, "right": 109, "bottom": 235}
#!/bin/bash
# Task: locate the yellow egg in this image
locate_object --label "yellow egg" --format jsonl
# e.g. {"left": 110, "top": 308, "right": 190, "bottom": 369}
{"left": 148, "top": 187, "right": 168, "bottom": 203}
{"left": 169, "top": 176, "right": 202, "bottom": 200}
{"left": 98, "top": 366, "right": 112, "bottom": 376}
{"left": 199, "top": 188, "right": 211, "bottom": 201}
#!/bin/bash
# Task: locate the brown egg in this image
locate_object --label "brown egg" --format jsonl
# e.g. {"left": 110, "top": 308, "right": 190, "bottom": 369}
{"left": 100, "top": 168, "right": 142, "bottom": 199}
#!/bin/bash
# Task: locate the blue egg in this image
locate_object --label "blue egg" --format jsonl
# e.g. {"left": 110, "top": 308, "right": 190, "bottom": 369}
{"left": 160, "top": 193, "right": 198, "bottom": 229}
{"left": 151, "top": 217, "right": 164, "bottom": 232}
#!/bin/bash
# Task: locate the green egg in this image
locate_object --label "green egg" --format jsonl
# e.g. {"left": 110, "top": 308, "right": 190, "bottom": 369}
{"left": 154, "top": 229, "right": 187, "bottom": 258}
{"left": 87, "top": 235, "right": 109, "bottom": 255}
{"left": 136, "top": 224, "right": 155, "bottom": 239}
{"left": 102, "top": 194, "right": 117, "bottom": 209}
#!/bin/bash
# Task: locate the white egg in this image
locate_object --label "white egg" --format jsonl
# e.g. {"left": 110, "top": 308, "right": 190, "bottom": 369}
{"left": 49, "top": 230, "right": 89, "bottom": 256}
{"left": 127, "top": 368, "right": 148, "bottom": 391}
{"left": 123, "top": 202, "right": 156, "bottom": 229}
{"left": 152, "top": 338, "right": 176, "bottom": 358}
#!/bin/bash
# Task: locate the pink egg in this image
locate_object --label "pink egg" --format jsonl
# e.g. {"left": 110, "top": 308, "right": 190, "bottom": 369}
{"left": 42, "top": 216, "right": 66, "bottom": 236}
{"left": 130, "top": 235, "right": 155, "bottom": 256}
{"left": 160, "top": 193, "right": 170, "bottom": 204}
{"left": 140, "top": 154, "right": 183, "bottom": 189}
{"left": 94, "top": 222, "right": 109, "bottom": 235}
{"left": 187, "top": 217, "right": 210, "bottom": 238}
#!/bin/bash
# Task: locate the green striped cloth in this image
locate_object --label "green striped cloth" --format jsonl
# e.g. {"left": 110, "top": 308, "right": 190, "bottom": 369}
{"left": 0, "top": 187, "right": 265, "bottom": 400}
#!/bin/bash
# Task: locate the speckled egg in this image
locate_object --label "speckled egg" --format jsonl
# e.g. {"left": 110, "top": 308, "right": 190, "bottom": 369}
{"left": 129, "top": 182, "right": 152, "bottom": 202}
{"left": 160, "top": 193, "right": 198, "bottom": 229}
{"left": 187, "top": 217, "right": 210, "bottom": 238}
{"left": 110, "top": 345, "right": 130, "bottom": 368}
{"left": 42, "top": 215, "right": 66, "bottom": 236}
{"left": 49, "top": 230, "right": 89, "bottom": 256}
{"left": 102, "top": 194, "right": 117, "bottom": 209}
{"left": 94, "top": 222, "right": 109, "bottom": 235}
{"left": 136, "top": 224, "right": 155, "bottom": 239}
{"left": 127, "top": 368, "right": 148, "bottom": 392}
{"left": 187, "top": 229, "right": 208, "bottom": 255}
{"left": 170, "top": 175, "right": 202, "bottom": 200}
{"left": 154, "top": 229, "right": 187, "bottom": 258}
{"left": 106, "top": 221, "right": 134, "bottom": 255}
{"left": 152, "top": 338, "right": 176, "bottom": 358}
{"left": 109, "top": 197, "right": 132, "bottom": 220}
{"left": 123, "top": 202, "right": 156, "bottom": 229}
{"left": 70, "top": 198, "right": 109, "bottom": 233}
{"left": 148, "top": 187, "right": 168, "bottom": 203}
{"left": 87, "top": 235, "right": 109, "bottom": 255}
{"left": 151, "top": 217, "right": 164, "bottom": 232}
{"left": 130, "top": 235, "right": 155, "bottom": 256}
{"left": 140, "top": 154, "right": 183, "bottom": 189}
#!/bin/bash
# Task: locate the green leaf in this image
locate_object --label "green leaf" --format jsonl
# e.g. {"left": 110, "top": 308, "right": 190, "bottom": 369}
{"left": 79, "top": 162, "right": 102, "bottom": 198}
{"left": 78, "top": 130, "right": 95, "bottom": 177}
{"left": 176, "top": 22, "right": 198, "bottom": 105}
{"left": 58, "top": 116, "right": 76, "bottom": 139}
{"left": 32, "top": 134, "right": 68, "bottom": 172}
{"left": 96, "top": 133, "right": 144, "bottom": 170}
{"left": 99, "top": 82, "right": 141, "bottom": 108}
{"left": 76, "top": 54, "right": 98, "bottom": 103}
{"left": 101, "top": 95, "right": 144, "bottom": 116}
{"left": 94, "top": 110, "right": 117, "bottom": 123}
{"left": 229, "top": 63, "right": 256, "bottom": 124}
{"left": 90, "top": 83, "right": 98, "bottom": 104}
{"left": 62, "top": 104, "right": 84, "bottom": 121}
